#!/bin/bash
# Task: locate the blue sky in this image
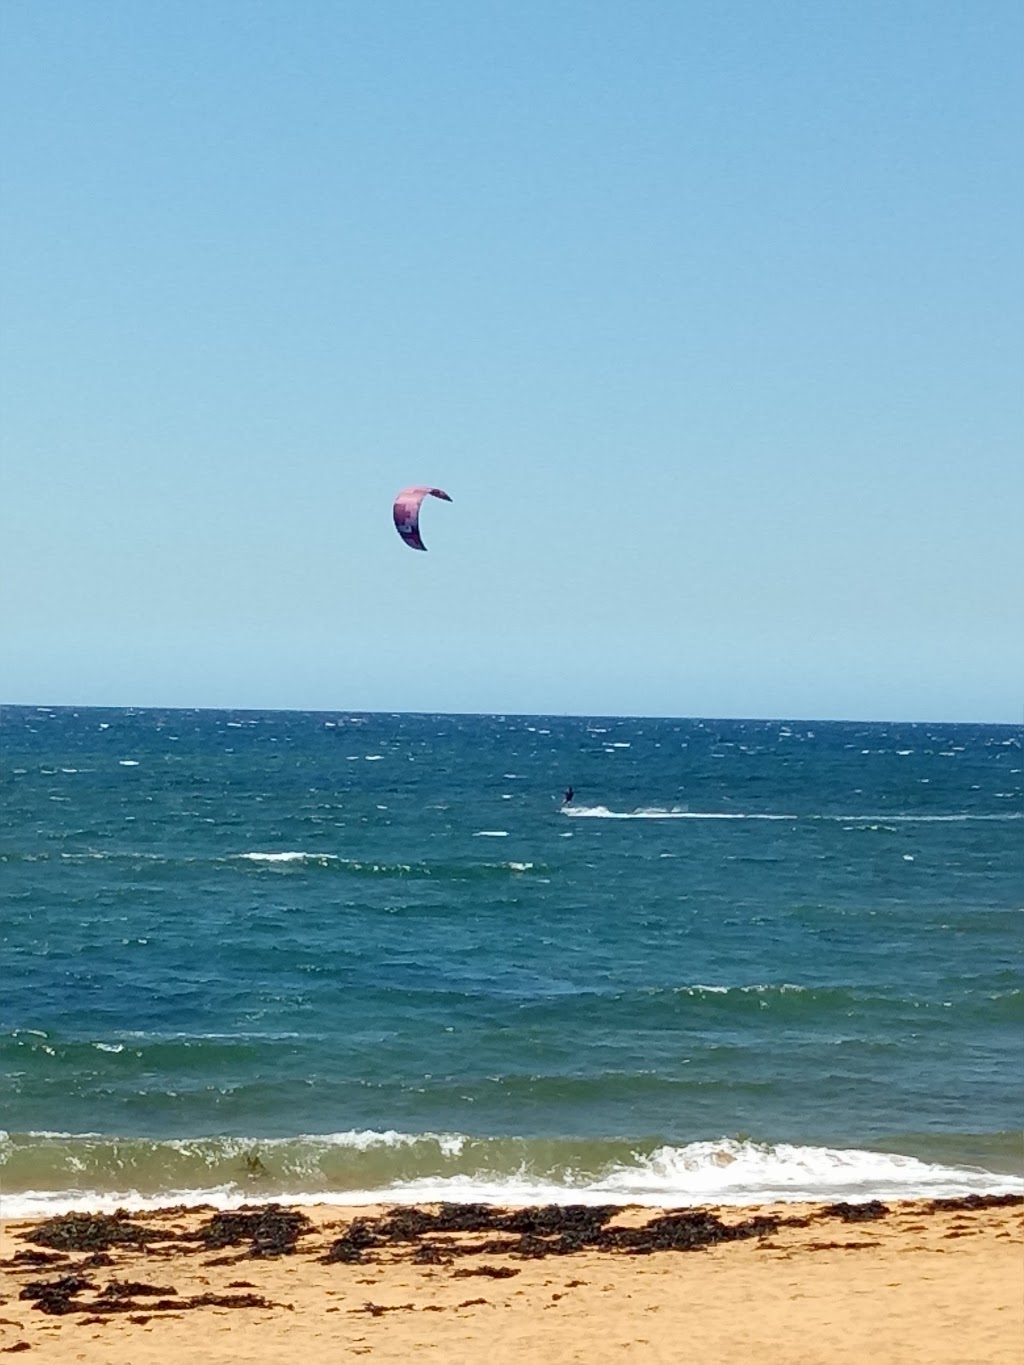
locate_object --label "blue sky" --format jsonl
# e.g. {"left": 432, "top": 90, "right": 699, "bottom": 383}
{"left": 1, "top": 1, "right": 1021, "bottom": 721}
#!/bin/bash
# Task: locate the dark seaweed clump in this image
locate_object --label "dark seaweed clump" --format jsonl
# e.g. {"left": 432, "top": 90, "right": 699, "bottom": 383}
{"left": 21, "top": 1211, "right": 166, "bottom": 1253}
{"left": 452, "top": 1265, "right": 520, "bottom": 1279}
{"left": 389, "top": 1203, "right": 618, "bottom": 1244}
{"left": 83, "top": 1290, "right": 275, "bottom": 1317}
{"left": 103, "top": 1280, "right": 178, "bottom": 1298}
{"left": 580, "top": 1210, "right": 788, "bottom": 1257}
{"left": 321, "top": 1217, "right": 384, "bottom": 1264}
{"left": 78, "top": 1252, "right": 116, "bottom": 1269}
{"left": 19, "top": 1274, "right": 96, "bottom": 1315}
{"left": 192, "top": 1204, "right": 311, "bottom": 1258}
{"left": 926, "top": 1194, "right": 1022, "bottom": 1214}
{"left": 17, "top": 1272, "right": 277, "bottom": 1318}
{"left": 321, "top": 1202, "right": 798, "bottom": 1264}
{"left": 819, "top": 1201, "right": 889, "bottom": 1223}
{"left": 4, "top": 1249, "right": 68, "bottom": 1268}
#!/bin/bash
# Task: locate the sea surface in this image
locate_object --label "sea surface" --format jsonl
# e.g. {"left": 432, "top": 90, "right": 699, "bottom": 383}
{"left": 1, "top": 706, "right": 1021, "bottom": 1217}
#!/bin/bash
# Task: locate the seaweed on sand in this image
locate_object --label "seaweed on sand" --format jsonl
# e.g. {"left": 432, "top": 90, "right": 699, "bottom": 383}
{"left": 926, "top": 1194, "right": 1022, "bottom": 1214}
{"left": 19, "top": 1275, "right": 96, "bottom": 1315}
{"left": 819, "top": 1201, "right": 889, "bottom": 1223}
{"left": 190, "top": 1204, "right": 311, "bottom": 1258}
{"left": 20, "top": 1212, "right": 167, "bottom": 1253}
{"left": 321, "top": 1202, "right": 798, "bottom": 1264}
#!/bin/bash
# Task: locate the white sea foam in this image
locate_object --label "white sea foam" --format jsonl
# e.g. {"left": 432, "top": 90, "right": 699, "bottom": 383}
{"left": 848, "top": 813, "right": 1021, "bottom": 822}
{"left": 236, "top": 851, "right": 324, "bottom": 864}
{"left": 583, "top": 1138, "right": 1024, "bottom": 1205}
{"left": 0, "top": 1186, "right": 254, "bottom": 1219}
{"left": 563, "top": 806, "right": 796, "bottom": 821}
{"left": 118, "top": 760, "right": 139, "bottom": 767}
{"left": 561, "top": 806, "right": 1020, "bottom": 823}
{"left": 293, "top": 1128, "right": 467, "bottom": 1153}
{"left": 473, "top": 830, "right": 508, "bottom": 837}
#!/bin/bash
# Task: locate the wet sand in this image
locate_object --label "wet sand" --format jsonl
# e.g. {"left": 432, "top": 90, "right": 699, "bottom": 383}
{"left": 1, "top": 1195, "right": 1020, "bottom": 1363}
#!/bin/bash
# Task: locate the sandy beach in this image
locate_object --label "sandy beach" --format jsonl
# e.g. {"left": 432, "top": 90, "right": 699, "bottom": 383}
{"left": 1, "top": 1195, "right": 1020, "bottom": 1363}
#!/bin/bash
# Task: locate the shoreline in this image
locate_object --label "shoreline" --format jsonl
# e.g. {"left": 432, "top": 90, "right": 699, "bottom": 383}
{"left": 3, "top": 1130, "right": 1021, "bottom": 1223}
{"left": 1, "top": 1194, "right": 1020, "bottom": 1363}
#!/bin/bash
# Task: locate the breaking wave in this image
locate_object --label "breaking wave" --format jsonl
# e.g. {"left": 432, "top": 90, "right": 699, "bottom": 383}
{"left": 0, "top": 1130, "right": 1019, "bottom": 1219}
{"left": 233, "top": 852, "right": 540, "bottom": 878}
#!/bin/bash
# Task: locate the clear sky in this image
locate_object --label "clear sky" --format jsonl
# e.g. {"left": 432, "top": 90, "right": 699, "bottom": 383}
{"left": 1, "top": 1, "right": 1021, "bottom": 722}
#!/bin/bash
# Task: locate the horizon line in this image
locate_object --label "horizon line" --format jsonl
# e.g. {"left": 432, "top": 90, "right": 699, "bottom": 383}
{"left": 1, "top": 700, "right": 1021, "bottom": 729}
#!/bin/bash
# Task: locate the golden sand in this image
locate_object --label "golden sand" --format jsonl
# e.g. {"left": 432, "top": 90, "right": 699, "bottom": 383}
{"left": 1, "top": 1197, "right": 1020, "bottom": 1363}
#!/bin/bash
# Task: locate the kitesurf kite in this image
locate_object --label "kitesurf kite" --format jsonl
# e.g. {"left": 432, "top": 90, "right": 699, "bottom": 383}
{"left": 392, "top": 486, "right": 452, "bottom": 551}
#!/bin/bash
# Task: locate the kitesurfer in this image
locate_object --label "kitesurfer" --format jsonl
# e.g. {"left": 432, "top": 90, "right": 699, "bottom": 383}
{"left": 563, "top": 786, "right": 574, "bottom": 805}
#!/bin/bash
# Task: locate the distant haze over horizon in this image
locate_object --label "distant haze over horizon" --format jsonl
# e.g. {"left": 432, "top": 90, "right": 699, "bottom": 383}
{"left": 2, "top": 700, "right": 1020, "bottom": 728}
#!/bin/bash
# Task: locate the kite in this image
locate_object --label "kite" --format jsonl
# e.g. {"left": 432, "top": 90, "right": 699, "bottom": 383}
{"left": 392, "top": 485, "right": 452, "bottom": 551}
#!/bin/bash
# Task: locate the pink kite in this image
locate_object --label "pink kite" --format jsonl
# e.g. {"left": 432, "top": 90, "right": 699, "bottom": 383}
{"left": 392, "top": 485, "right": 452, "bottom": 551}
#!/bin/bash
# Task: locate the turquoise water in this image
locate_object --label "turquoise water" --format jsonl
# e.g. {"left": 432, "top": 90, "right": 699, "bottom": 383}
{"left": 1, "top": 706, "right": 1021, "bottom": 1213}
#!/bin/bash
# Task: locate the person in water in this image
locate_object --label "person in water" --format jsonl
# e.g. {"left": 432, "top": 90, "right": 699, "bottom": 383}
{"left": 563, "top": 786, "right": 574, "bottom": 805}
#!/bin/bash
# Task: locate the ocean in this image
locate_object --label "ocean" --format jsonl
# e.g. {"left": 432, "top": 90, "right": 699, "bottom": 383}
{"left": 1, "top": 706, "right": 1021, "bottom": 1217}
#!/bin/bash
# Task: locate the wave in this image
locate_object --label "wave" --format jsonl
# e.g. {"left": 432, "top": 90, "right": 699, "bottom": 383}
{"left": 844, "top": 813, "right": 1023, "bottom": 823}
{"left": 233, "top": 852, "right": 539, "bottom": 878}
{"left": 12, "top": 850, "right": 545, "bottom": 880}
{"left": 0, "top": 1131, "right": 1018, "bottom": 1219}
{"left": 561, "top": 806, "right": 1021, "bottom": 822}
{"left": 620, "top": 982, "right": 1024, "bottom": 1026}
{"left": 563, "top": 806, "right": 796, "bottom": 821}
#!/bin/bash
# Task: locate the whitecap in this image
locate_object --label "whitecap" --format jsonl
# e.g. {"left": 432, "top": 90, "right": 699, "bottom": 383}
{"left": 562, "top": 806, "right": 796, "bottom": 821}
{"left": 236, "top": 851, "right": 331, "bottom": 864}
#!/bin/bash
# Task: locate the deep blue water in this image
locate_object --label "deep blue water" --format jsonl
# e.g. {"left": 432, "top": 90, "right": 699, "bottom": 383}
{"left": 1, "top": 706, "right": 1021, "bottom": 1212}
